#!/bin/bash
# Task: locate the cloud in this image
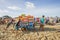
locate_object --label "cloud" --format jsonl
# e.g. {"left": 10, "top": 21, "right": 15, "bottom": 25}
{"left": 0, "top": 9, "right": 9, "bottom": 17}
{"left": 8, "top": 6, "right": 21, "bottom": 10}
{"left": 0, "top": 0, "right": 5, "bottom": 2}
{"left": 0, "top": 9, "right": 9, "bottom": 13}
{"left": 0, "top": 0, "right": 6, "bottom": 3}
{"left": 23, "top": 7, "right": 60, "bottom": 17}
{"left": 25, "top": 2, "right": 35, "bottom": 9}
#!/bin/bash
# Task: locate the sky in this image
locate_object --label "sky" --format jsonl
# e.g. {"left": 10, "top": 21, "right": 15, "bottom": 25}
{"left": 0, "top": 0, "right": 60, "bottom": 17}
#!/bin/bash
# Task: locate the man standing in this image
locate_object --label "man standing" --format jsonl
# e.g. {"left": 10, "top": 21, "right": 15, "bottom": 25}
{"left": 45, "top": 17, "right": 49, "bottom": 24}
{"left": 40, "top": 15, "right": 45, "bottom": 31}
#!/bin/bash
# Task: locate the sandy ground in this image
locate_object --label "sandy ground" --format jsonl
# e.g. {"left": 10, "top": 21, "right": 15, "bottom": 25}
{"left": 0, "top": 23, "right": 60, "bottom": 40}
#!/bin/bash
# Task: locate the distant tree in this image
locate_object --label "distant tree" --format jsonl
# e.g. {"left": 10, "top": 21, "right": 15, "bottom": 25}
{"left": 21, "top": 14, "right": 26, "bottom": 17}
{"left": 2, "top": 15, "right": 12, "bottom": 19}
{"left": 0, "top": 17, "right": 2, "bottom": 21}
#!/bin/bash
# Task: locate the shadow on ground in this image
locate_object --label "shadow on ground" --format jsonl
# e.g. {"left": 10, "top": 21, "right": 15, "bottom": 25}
{"left": 24, "top": 27, "right": 60, "bottom": 32}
